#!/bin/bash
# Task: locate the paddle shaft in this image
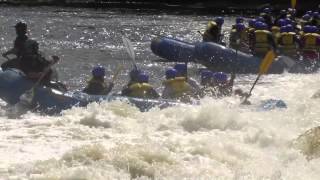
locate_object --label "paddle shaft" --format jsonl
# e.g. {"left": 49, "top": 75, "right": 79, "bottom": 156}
{"left": 242, "top": 74, "right": 261, "bottom": 103}
{"left": 111, "top": 65, "right": 123, "bottom": 84}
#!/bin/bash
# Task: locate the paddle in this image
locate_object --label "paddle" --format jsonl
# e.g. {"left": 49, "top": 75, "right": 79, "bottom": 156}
{"left": 19, "top": 56, "right": 59, "bottom": 106}
{"left": 241, "top": 50, "right": 276, "bottom": 104}
{"left": 291, "top": 0, "right": 297, "bottom": 8}
{"left": 122, "top": 36, "right": 137, "bottom": 70}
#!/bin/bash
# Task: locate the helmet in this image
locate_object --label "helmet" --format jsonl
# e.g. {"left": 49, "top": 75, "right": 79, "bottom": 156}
{"left": 92, "top": 66, "right": 105, "bottom": 77}
{"left": 248, "top": 19, "right": 256, "bottom": 27}
{"left": 256, "top": 22, "right": 268, "bottom": 30}
{"left": 302, "top": 14, "right": 311, "bottom": 21}
{"left": 286, "top": 24, "right": 294, "bottom": 32}
{"left": 284, "top": 18, "right": 292, "bottom": 25}
{"left": 213, "top": 72, "right": 228, "bottom": 83}
{"left": 306, "top": 10, "right": 313, "bottom": 15}
{"left": 261, "top": 23, "right": 268, "bottom": 30}
{"left": 165, "top": 68, "right": 177, "bottom": 79}
{"left": 207, "top": 21, "right": 217, "bottom": 28}
{"left": 288, "top": 8, "right": 296, "bottom": 15}
{"left": 280, "top": 26, "right": 287, "bottom": 33}
{"left": 313, "top": 11, "right": 319, "bottom": 17}
{"left": 280, "top": 9, "right": 287, "bottom": 15}
{"left": 174, "top": 63, "right": 187, "bottom": 74}
{"left": 311, "top": 26, "right": 318, "bottom": 33}
{"left": 236, "top": 17, "right": 244, "bottom": 24}
{"left": 277, "top": 19, "right": 287, "bottom": 27}
{"left": 303, "top": 25, "right": 312, "bottom": 33}
{"left": 201, "top": 70, "right": 213, "bottom": 80}
{"left": 137, "top": 72, "right": 149, "bottom": 83}
{"left": 236, "top": 23, "right": 245, "bottom": 31}
{"left": 15, "top": 22, "right": 27, "bottom": 30}
{"left": 214, "top": 17, "right": 224, "bottom": 26}
{"left": 263, "top": 8, "right": 271, "bottom": 14}
{"left": 256, "top": 16, "right": 265, "bottom": 23}
{"left": 129, "top": 68, "right": 142, "bottom": 80}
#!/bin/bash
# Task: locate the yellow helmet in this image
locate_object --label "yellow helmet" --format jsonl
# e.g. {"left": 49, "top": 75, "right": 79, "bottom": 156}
{"left": 207, "top": 21, "right": 217, "bottom": 29}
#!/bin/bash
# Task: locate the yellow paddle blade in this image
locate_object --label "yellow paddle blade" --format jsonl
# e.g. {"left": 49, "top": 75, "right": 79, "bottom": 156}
{"left": 259, "top": 50, "right": 276, "bottom": 75}
{"left": 291, "top": 0, "right": 297, "bottom": 8}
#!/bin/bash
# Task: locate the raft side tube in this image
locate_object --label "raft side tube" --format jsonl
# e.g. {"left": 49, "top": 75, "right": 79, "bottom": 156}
{"left": 194, "top": 42, "right": 287, "bottom": 74}
{"left": 151, "top": 37, "right": 196, "bottom": 62}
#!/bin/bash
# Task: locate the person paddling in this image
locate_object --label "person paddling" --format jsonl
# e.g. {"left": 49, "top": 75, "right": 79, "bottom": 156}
{"left": 2, "top": 22, "right": 29, "bottom": 70}
{"left": 83, "top": 65, "right": 114, "bottom": 95}
{"left": 121, "top": 71, "right": 159, "bottom": 99}
{"left": 162, "top": 68, "right": 193, "bottom": 102}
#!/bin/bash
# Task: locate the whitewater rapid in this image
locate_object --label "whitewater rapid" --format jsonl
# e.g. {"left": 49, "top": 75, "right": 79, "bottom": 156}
{"left": 0, "top": 6, "right": 319, "bottom": 180}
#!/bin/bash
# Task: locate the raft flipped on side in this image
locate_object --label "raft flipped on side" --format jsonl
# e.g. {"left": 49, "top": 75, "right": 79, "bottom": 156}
{"left": 151, "top": 37, "right": 289, "bottom": 74}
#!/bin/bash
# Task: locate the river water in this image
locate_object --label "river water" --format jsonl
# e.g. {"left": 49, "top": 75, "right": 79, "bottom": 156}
{"left": 0, "top": 6, "right": 320, "bottom": 180}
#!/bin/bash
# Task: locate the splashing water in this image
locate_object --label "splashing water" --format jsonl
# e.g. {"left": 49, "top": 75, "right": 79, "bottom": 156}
{"left": 0, "top": 6, "right": 320, "bottom": 180}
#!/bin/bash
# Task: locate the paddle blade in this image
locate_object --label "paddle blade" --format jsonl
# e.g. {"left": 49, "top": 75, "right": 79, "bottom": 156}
{"left": 259, "top": 50, "right": 276, "bottom": 75}
{"left": 122, "top": 36, "right": 135, "bottom": 62}
{"left": 291, "top": 0, "right": 297, "bottom": 8}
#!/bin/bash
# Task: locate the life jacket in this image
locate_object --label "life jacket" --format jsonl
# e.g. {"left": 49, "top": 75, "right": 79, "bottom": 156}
{"left": 128, "top": 82, "right": 153, "bottom": 98}
{"left": 229, "top": 29, "right": 248, "bottom": 49}
{"left": 278, "top": 32, "right": 297, "bottom": 54}
{"left": 254, "top": 30, "right": 272, "bottom": 54}
{"left": 247, "top": 28, "right": 256, "bottom": 50}
{"left": 271, "top": 26, "right": 281, "bottom": 44}
{"left": 22, "top": 39, "right": 38, "bottom": 57}
{"left": 203, "top": 22, "right": 221, "bottom": 43}
{"left": 83, "top": 78, "right": 107, "bottom": 95}
{"left": 163, "top": 77, "right": 191, "bottom": 98}
{"left": 301, "top": 33, "right": 320, "bottom": 51}
{"left": 316, "top": 19, "right": 320, "bottom": 27}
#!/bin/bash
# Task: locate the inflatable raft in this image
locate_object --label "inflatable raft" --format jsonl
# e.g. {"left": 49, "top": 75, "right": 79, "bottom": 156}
{"left": 0, "top": 69, "right": 286, "bottom": 114}
{"left": 0, "top": 68, "right": 183, "bottom": 114}
{"left": 151, "top": 37, "right": 309, "bottom": 74}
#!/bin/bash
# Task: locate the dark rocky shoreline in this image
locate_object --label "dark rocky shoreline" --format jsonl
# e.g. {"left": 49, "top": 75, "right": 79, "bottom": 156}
{"left": 0, "top": 0, "right": 318, "bottom": 15}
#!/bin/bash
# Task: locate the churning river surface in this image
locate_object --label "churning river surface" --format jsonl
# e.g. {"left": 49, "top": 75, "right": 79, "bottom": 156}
{"left": 0, "top": 6, "right": 320, "bottom": 180}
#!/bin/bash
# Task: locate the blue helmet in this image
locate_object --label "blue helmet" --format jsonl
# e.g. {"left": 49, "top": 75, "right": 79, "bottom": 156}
{"left": 137, "top": 72, "right": 149, "bottom": 83}
{"left": 263, "top": 7, "right": 271, "bottom": 13}
{"left": 129, "top": 68, "right": 142, "bottom": 81}
{"left": 201, "top": 70, "right": 213, "bottom": 80}
{"left": 306, "top": 10, "right": 313, "bottom": 15}
{"left": 311, "top": 26, "right": 318, "bottom": 33}
{"left": 165, "top": 68, "right": 177, "bottom": 79}
{"left": 302, "top": 14, "right": 311, "bottom": 21}
{"left": 277, "top": 19, "right": 287, "bottom": 27}
{"left": 280, "top": 26, "right": 287, "bottom": 33}
{"left": 236, "top": 23, "right": 246, "bottom": 31}
{"left": 261, "top": 23, "right": 268, "bottom": 30}
{"left": 256, "top": 16, "right": 265, "bottom": 23}
{"left": 174, "top": 63, "right": 187, "bottom": 75}
{"left": 284, "top": 18, "right": 293, "bottom": 25}
{"left": 248, "top": 19, "right": 256, "bottom": 27}
{"left": 286, "top": 24, "right": 294, "bottom": 32}
{"left": 214, "top": 17, "right": 224, "bottom": 26}
{"left": 303, "top": 25, "right": 312, "bottom": 33}
{"left": 313, "top": 11, "right": 319, "bottom": 17}
{"left": 236, "top": 17, "right": 244, "bottom": 24}
{"left": 254, "top": 21, "right": 263, "bottom": 29}
{"left": 213, "top": 72, "right": 228, "bottom": 83}
{"left": 280, "top": 9, "right": 287, "bottom": 15}
{"left": 256, "top": 22, "right": 268, "bottom": 30}
{"left": 92, "top": 65, "right": 105, "bottom": 77}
